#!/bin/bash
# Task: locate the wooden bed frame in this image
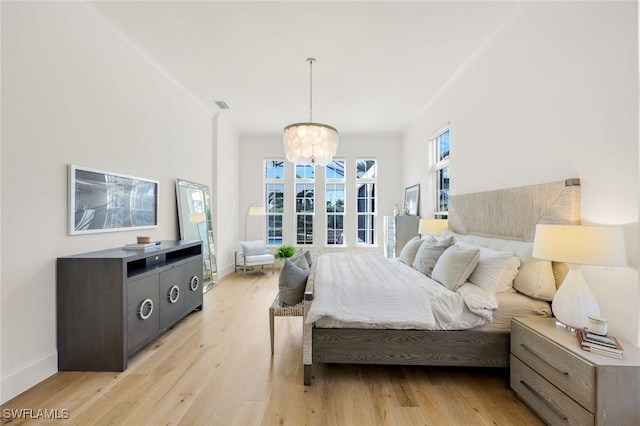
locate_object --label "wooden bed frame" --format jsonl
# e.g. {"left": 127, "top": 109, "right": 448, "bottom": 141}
{"left": 302, "top": 179, "right": 581, "bottom": 385}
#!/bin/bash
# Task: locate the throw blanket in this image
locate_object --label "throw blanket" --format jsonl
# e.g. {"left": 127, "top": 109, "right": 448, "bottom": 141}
{"left": 306, "top": 253, "right": 496, "bottom": 330}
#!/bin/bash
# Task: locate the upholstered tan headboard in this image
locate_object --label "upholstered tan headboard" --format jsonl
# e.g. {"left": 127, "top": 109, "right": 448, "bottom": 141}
{"left": 447, "top": 179, "right": 580, "bottom": 288}
{"left": 447, "top": 179, "right": 581, "bottom": 242}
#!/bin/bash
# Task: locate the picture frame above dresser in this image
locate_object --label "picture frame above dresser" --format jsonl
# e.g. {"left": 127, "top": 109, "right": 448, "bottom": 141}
{"left": 68, "top": 164, "right": 158, "bottom": 235}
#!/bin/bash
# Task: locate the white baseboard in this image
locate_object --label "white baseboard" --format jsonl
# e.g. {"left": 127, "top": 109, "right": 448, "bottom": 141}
{"left": 0, "top": 351, "right": 57, "bottom": 404}
{"left": 217, "top": 263, "right": 236, "bottom": 279}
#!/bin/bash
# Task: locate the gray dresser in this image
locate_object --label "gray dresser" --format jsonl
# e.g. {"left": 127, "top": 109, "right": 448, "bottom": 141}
{"left": 56, "top": 240, "right": 203, "bottom": 371}
{"left": 383, "top": 216, "right": 420, "bottom": 258}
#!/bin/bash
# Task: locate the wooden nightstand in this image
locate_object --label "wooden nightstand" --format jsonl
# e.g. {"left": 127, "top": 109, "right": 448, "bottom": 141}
{"left": 510, "top": 317, "right": 640, "bottom": 426}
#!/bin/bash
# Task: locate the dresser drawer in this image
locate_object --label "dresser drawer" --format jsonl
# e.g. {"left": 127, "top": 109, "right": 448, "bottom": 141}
{"left": 511, "top": 320, "right": 595, "bottom": 411}
{"left": 511, "top": 355, "right": 594, "bottom": 426}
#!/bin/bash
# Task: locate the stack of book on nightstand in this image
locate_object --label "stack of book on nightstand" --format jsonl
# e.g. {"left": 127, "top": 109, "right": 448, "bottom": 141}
{"left": 577, "top": 328, "right": 624, "bottom": 359}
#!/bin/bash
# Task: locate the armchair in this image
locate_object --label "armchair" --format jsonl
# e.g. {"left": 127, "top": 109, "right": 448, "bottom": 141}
{"left": 235, "top": 240, "right": 275, "bottom": 275}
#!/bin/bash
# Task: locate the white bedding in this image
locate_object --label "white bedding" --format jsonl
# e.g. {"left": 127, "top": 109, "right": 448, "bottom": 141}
{"left": 305, "top": 252, "right": 497, "bottom": 330}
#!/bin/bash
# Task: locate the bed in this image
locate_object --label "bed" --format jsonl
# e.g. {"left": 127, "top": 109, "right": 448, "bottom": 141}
{"left": 302, "top": 179, "right": 581, "bottom": 385}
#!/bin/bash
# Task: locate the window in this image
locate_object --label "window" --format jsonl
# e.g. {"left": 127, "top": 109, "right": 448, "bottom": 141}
{"left": 326, "top": 160, "right": 345, "bottom": 245}
{"left": 356, "top": 159, "right": 376, "bottom": 245}
{"left": 265, "top": 160, "right": 284, "bottom": 245}
{"left": 433, "top": 128, "right": 450, "bottom": 218}
{"left": 295, "top": 165, "right": 314, "bottom": 245}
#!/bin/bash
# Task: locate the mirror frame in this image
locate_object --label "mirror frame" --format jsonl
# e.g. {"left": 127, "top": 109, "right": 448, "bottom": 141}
{"left": 176, "top": 179, "right": 217, "bottom": 292}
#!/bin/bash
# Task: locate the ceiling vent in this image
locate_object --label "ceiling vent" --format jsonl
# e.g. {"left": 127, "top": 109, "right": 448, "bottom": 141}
{"left": 214, "top": 101, "right": 230, "bottom": 110}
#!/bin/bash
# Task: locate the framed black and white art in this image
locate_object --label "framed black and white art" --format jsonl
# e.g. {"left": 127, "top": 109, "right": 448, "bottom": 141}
{"left": 68, "top": 165, "right": 159, "bottom": 235}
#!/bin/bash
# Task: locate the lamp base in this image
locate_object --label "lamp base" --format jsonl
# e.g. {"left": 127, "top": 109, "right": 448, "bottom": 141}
{"left": 552, "top": 263, "right": 599, "bottom": 331}
{"left": 553, "top": 320, "right": 578, "bottom": 334}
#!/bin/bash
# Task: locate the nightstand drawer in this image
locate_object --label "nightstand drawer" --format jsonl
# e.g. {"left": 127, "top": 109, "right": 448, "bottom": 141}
{"left": 511, "top": 355, "right": 594, "bottom": 426}
{"left": 512, "top": 320, "right": 595, "bottom": 411}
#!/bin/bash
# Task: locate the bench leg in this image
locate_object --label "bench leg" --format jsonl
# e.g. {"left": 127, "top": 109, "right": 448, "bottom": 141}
{"left": 269, "top": 307, "right": 275, "bottom": 354}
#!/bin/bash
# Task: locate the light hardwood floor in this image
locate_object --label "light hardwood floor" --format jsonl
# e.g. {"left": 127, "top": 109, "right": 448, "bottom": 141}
{"left": 1, "top": 270, "right": 543, "bottom": 425}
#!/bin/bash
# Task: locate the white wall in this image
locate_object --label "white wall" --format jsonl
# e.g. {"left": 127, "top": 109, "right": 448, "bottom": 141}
{"left": 0, "top": 2, "right": 219, "bottom": 403}
{"left": 239, "top": 132, "right": 403, "bottom": 255}
{"left": 404, "top": 1, "right": 639, "bottom": 345}
{"left": 212, "top": 113, "right": 240, "bottom": 277}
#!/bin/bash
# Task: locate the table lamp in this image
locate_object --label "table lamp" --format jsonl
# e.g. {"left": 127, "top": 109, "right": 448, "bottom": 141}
{"left": 419, "top": 219, "right": 448, "bottom": 236}
{"left": 532, "top": 224, "right": 627, "bottom": 331}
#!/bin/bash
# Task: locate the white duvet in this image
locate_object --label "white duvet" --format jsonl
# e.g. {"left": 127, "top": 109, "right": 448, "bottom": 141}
{"left": 305, "top": 252, "right": 497, "bottom": 330}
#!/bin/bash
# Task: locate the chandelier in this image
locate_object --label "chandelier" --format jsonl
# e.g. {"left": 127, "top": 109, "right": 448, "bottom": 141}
{"left": 283, "top": 58, "right": 338, "bottom": 167}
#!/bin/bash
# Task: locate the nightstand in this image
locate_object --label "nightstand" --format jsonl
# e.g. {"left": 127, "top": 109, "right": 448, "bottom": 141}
{"left": 510, "top": 317, "right": 640, "bottom": 426}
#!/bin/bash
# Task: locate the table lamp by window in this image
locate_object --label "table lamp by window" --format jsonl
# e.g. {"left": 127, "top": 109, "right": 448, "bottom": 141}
{"left": 419, "top": 219, "right": 448, "bottom": 236}
{"left": 532, "top": 224, "right": 627, "bottom": 331}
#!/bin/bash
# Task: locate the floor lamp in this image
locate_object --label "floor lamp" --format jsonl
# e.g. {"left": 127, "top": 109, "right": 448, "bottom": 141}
{"left": 532, "top": 224, "right": 627, "bottom": 331}
{"left": 244, "top": 202, "right": 265, "bottom": 240}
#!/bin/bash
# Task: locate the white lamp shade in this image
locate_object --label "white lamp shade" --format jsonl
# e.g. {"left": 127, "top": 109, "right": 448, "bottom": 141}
{"left": 283, "top": 122, "right": 338, "bottom": 167}
{"left": 532, "top": 224, "right": 627, "bottom": 267}
{"left": 248, "top": 206, "right": 265, "bottom": 216}
{"left": 419, "top": 219, "right": 448, "bottom": 236}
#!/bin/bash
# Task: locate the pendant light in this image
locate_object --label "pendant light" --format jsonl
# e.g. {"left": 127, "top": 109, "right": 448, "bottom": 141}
{"left": 283, "top": 58, "right": 338, "bottom": 167}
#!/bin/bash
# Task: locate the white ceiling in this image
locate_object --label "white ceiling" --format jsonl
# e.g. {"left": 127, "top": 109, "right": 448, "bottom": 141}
{"left": 87, "top": 1, "right": 518, "bottom": 134}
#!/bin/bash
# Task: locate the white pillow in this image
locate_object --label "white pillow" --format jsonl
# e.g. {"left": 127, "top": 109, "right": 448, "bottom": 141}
{"left": 241, "top": 240, "right": 268, "bottom": 256}
{"left": 456, "top": 242, "right": 520, "bottom": 294}
{"left": 497, "top": 256, "right": 521, "bottom": 293}
{"left": 442, "top": 232, "right": 556, "bottom": 301}
{"left": 432, "top": 245, "right": 481, "bottom": 291}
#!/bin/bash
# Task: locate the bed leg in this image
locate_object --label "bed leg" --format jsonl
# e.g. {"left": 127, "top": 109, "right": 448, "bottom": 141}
{"left": 304, "top": 364, "right": 312, "bottom": 386}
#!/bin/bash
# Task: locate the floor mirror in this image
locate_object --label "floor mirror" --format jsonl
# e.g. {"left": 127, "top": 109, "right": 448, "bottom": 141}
{"left": 176, "top": 179, "right": 217, "bottom": 292}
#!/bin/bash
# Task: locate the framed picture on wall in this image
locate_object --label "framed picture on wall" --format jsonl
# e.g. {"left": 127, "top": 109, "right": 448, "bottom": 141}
{"left": 404, "top": 184, "right": 420, "bottom": 216}
{"left": 68, "top": 165, "right": 159, "bottom": 235}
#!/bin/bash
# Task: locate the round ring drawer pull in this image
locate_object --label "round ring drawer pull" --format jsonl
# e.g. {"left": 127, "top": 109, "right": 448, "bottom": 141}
{"left": 138, "top": 298, "right": 154, "bottom": 320}
{"left": 189, "top": 275, "right": 199, "bottom": 292}
{"left": 168, "top": 285, "right": 180, "bottom": 304}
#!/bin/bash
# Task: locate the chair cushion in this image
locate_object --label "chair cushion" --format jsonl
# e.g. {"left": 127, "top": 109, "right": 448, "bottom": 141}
{"left": 278, "top": 255, "right": 310, "bottom": 305}
{"left": 244, "top": 253, "right": 274, "bottom": 265}
{"left": 241, "top": 240, "right": 268, "bottom": 256}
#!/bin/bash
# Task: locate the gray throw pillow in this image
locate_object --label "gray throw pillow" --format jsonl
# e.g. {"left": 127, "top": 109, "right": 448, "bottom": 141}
{"left": 278, "top": 255, "right": 310, "bottom": 305}
{"left": 413, "top": 237, "right": 453, "bottom": 277}
{"left": 303, "top": 250, "right": 313, "bottom": 266}
{"left": 399, "top": 236, "right": 434, "bottom": 265}
{"left": 290, "top": 250, "right": 313, "bottom": 267}
{"left": 432, "top": 245, "right": 481, "bottom": 291}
